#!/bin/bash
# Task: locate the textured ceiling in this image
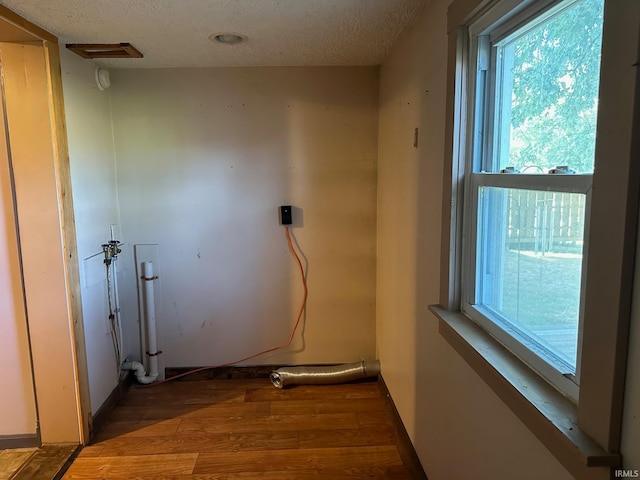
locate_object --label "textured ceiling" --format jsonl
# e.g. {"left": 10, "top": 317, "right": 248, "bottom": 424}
{"left": 0, "top": 0, "right": 427, "bottom": 68}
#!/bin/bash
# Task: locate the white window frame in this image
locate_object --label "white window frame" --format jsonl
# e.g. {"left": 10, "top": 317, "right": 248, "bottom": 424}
{"left": 460, "top": 0, "right": 597, "bottom": 402}
{"left": 463, "top": 178, "right": 590, "bottom": 400}
{"left": 433, "top": 0, "right": 640, "bottom": 476}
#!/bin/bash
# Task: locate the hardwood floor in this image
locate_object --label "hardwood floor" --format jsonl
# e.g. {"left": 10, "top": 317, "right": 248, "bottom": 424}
{"left": 62, "top": 378, "right": 420, "bottom": 479}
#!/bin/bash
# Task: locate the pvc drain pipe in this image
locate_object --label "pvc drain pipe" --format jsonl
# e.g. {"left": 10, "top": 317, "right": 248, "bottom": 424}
{"left": 123, "top": 261, "right": 160, "bottom": 384}
{"left": 122, "top": 360, "right": 157, "bottom": 385}
{"left": 270, "top": 359, "right": 380, "bottom": 388}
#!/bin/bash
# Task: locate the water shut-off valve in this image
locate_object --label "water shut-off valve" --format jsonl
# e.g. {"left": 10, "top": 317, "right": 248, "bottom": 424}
{"left": 102, "top": 240, "right": 122, "bottom": 266}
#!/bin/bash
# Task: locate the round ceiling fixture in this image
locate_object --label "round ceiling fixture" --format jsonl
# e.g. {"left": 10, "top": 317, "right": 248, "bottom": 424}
{"left": 209, "top": 33, "right": 247, "bottom": 45}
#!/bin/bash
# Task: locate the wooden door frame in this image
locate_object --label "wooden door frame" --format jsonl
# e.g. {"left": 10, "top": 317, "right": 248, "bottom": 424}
{"left": 0, "top": 5, "right": 90, "bottom": 444}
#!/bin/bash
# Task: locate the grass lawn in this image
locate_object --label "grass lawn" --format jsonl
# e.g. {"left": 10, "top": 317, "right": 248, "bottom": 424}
{"left": 485, "top": 249, "right": 582, "bottom": 366}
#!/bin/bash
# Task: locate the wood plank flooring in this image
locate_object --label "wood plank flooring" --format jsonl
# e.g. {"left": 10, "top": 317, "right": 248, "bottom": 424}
{"left": 62, "top": 378, "right": 418, "bottom": 479}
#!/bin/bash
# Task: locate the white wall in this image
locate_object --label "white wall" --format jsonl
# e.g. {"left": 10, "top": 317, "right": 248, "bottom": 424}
{"left": 0, "top": 45, "right": 37, "bottom": 436}
{"left": 60, "top": 48, "right": 122, "bottom": 414}
{"left": 109, "top": 67, "right": 378, "bottom": 369}
{"left": 376, "top": 1, "right": 575, "bottom": 479}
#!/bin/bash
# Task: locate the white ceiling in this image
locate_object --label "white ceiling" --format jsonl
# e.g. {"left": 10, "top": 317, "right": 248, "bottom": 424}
{"left": 0, "top": 0, "right": 428, "bottom": 68}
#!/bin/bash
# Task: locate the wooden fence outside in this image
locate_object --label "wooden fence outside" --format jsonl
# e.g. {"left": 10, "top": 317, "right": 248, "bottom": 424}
{"left": 504, "top": 190, "right": 585, "bottom": 254}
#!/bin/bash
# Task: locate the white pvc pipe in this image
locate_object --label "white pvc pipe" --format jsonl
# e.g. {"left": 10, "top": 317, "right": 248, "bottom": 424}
{"left": 142, "top": 261, "right": 159, "bottom": 381}
{"left": 122, "top": 360, "right": 156, "bottom": 385}
{"left": 124, "top": 261, "right": 159, "bottom": 384}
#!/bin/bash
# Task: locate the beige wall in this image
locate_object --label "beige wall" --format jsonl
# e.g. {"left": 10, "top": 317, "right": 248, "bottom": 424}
{"left": 378, "top": 0, "right": 640, "bottom": 478}
{"left": 47, "top": 3, "right": 640, "bottom": 471}
{"left": 1, "top": 42, "right": 81, "bottom": 444}
{"left": 623, "top": 215, "right": 640, "bottom": 470}
{"left": 376, "top": 1, "right": 575, "bottom": 478}
{"left": 59, "top": 47, "right": 122, "bottom": 415}
{"left": 0, "top": 47, "right": 37, "bottom": 437}
{"left": 109, "top": 67, "right": 378, "bottom": 369}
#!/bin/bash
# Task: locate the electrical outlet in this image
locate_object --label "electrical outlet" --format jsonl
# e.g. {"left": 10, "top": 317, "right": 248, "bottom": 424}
{"left": 280, "top": 205, "right": 292, "bottom": 225}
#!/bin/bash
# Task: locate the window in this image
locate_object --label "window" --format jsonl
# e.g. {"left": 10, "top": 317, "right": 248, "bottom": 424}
{"left": 437, "top": 0, "right": 639, "bottom": 474}
{"left": 462, "top": 0, "right": 604, "bottom": 401}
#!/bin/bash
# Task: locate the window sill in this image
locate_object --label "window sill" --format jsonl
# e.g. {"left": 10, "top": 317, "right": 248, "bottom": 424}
{"left": 428, "top": 305, "right": 620, "bottom": 479}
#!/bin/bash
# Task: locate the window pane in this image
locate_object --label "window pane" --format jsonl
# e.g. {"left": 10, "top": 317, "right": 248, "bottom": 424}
{"left": 493, "top": 0, "right": 604, "bottom": 174}
{"left": 478, "top": 187, "right": 585, "bottom": 370}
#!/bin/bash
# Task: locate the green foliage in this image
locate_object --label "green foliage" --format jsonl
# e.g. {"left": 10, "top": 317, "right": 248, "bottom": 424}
{"left": 501, "top": 0, "right": 604, "bottom": 173}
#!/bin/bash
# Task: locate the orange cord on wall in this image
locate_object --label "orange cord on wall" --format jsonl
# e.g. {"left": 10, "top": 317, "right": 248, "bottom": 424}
{"left": 140, "top": 226, "right": 307, "bottom": 387}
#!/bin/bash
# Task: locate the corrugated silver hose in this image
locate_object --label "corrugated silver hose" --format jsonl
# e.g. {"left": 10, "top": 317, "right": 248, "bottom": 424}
{"left": 270, "top": 360, "right": 380, "bottom": 388}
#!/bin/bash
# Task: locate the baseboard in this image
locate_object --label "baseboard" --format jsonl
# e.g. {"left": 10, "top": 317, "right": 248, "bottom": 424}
{"left": 90, "top": 372, "right": 132, "bottom": 441}
{"left": 0, "top": 433, "right": 39, "bottom": 450}
{"left": 164, "top": 363, "right": 370, "bottom": 381}
{"left": 378, "top": 375, "right": 429, "bottom": 480}
{"left": 165, "top": 365, "right": 278, "bottom": 380}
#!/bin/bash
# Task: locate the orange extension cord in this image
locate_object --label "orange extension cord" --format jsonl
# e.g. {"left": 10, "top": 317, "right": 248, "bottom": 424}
{"left": 141, "top": 226, "right": 307, "bottom": 387}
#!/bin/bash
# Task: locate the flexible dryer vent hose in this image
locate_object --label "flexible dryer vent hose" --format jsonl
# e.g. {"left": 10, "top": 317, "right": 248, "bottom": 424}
{"left": 270, "top": 360, "right": 380, "bottom": 389}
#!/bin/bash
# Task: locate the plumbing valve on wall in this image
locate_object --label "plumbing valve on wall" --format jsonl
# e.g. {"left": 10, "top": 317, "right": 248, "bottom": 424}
{"left": 103, "top": 242, "right": 162, "bottom": 384}
{"left": 102, "top": 240, "right": 123, "bottom": 375}
{"left": 102, "top": 240, "right": 121, "bottom": 266}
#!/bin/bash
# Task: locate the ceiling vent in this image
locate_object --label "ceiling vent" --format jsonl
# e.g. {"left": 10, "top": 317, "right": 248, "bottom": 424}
{"left": 65, "top": 43, "right": 143, "bottom": 59}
